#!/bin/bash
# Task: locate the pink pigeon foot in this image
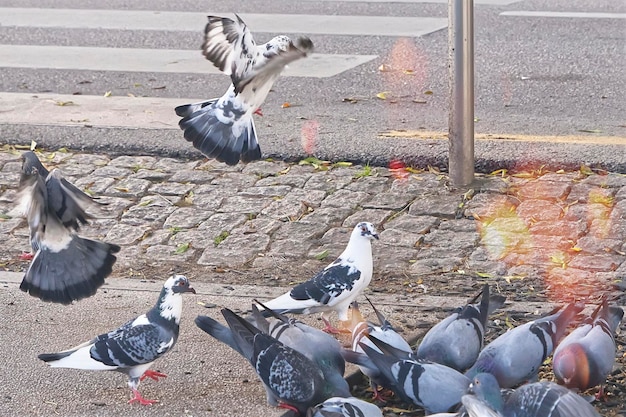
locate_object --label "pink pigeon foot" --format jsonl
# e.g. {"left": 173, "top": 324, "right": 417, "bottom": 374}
{"left": 253, "top": 108, "right": 263, "bottom": 116}
{"left": 140, "top": 370, "right": 167, "bottom": 382}
{"left": 128, "top": 388, "right": 158, "bottom": 405}
{"left": 278, "top": 402, "right": 299, "bottom": 413}
{"left": 19, "top": 252, "right": 34, "bottom": 261}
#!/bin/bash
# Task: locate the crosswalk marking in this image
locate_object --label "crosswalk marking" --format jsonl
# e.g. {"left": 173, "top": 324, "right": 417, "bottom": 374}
{"left": 501, "top": 11, "right": 626, "bottom": 19}
{"left": 0, "top": 8, "right": 447, "bottom": 37}
{"left": 0, "top": 45, "right": 377, "bottom": 78}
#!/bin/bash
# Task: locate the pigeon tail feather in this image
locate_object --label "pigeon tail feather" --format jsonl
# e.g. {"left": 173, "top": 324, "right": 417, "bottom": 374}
{"left": 20, "top": 236, "right": 120, "bottom": 304}
{"left": 178, "top": 103, "right": 261, "bottom": 165}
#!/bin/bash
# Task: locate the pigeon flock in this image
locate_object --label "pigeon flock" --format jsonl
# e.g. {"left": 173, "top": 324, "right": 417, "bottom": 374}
{"left": 6, "top": 12, "right": 624, "bottom": 417}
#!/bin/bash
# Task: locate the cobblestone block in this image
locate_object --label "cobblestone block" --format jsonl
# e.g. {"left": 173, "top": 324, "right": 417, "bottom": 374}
{"left": 255, "top": 172, "right": 311, "bottom": 188}
{"left": 304, "top": 172, "right": 353, "bottom": 192}
{"left": 67, "top": 153, "right": 110, "bottom": 167}
{"left": 345, "top": 175, "right": 390, "bottom": 194}
{"left": 582, "top": 173, "right": 626, "bottom": 188}
{"left": 74, "top": 176, "right": 115, "bottom": 195}
{"left": 0, "top": 172, "right": 20, "bottom": 187}
{"left": 169, "top": 230, "right": 214, "bottom": 250}
{"left": 375, "top": 246, "right": 419, "bottom": 274}
{"left": 343, "top": 209, "right": 393, "bottom": 228}
{"left": 105, "top": 223, "right": 152, "bottom": 245}
{"left": 409, "top": 256, "right": 464, "bottom": 275}
{"left": 379, "top": 228, "right": 423, "bottom": 247}
{"left": 389, "top": 174, "right": 443, "bottom": 194}
{"left": 240, "top": 185, "right": 293, "bottom": 197}
{"left": 109, "top": 155, "right": 157, "bottom": 169}
{"left": 299, "top": 206, "right": 353, "bottom": 227}
{"left": 145, "top": 244, "right": 197, "bottom": 262}
{"left": 121, "top": 196, "right": 177, "bottom": 225}
{"left": 439, "top": 218, "right": 478, "bottom": 232}
{"left": 568, "top": 254, "right": 621, "bottom": 272}
{"left": 241, "top": 160, "right": 290, "bottom": 177}
{"left": 148, "top": 181, "right": 195, "bottom": 197}
{"left": 130, "top": 168, "right": 172, "bottom": 182}
{"left": 169, "top": 169, "right": 216, "bottom": 184}
{"left": 105, "top": 178, "right": 151, "bottom": 198}
{"left": 0, "top": 217, "right": 22, "bottom": 234}
{"left": 219, "top": 195, "right": 274, "bottom": 214}
{"left": 261, "top": 189, "right": 327, "bottom": 220}
{"left": 320, "top": 189, "right": 370, "bottom": 209}
{"left": 211, "top": 172, "right": 259, "bottom": 189}
{"left": 422, "top": 229, "right": 479, "bottom": 252}
{"left": 91, "top": 165, "right": 132, "bottom": 179}
{"left": 616, "top": 186, "right": 626, "bottom": 201}
{"left": 465, "top": 194, "right": 518, "bottom": 220}
{"left": 515, "top": 181, "right": 571, "bottom": 201}
{"left": 164, "top": 207, "right": 213, "bottom": 229}
{"left": 267, "top": 238, "right": 315, "bottom": 258}
{"left": 575, "top": 236, "right": 623, "bottom": 253}
{"left": 1, "top": 161, "right": 21, "bottom": 173}
{"left": 197, "top": 212, "right": 249, "bottom": 238}
{"left": 567, "top": 183, "right": 615, "bottom": 204}
{"left": 198, "top": 232, "right": 270, "bottom": 267}
{"left": 516, "top": 199, "right": 565, "bottom": 225}
{"left": 385, "top": 214, "right": 439, "bottom": 234}
{"left": 91, "top": 196, "right": 134, "bottom": 216}
{"left": 362, "top": 192, "right": 415, "bottom": 210}
{"left": 153, "top": 157, "right": 200, "bottom": 172}
{"left": 237, "top": 218, "right": 282, "bottom": 236}
{"left": 273, "top": 222, "right": 327, "bottom": 241}
{"left": 529, "top": 219, "right": 587, "bottom": 238}
{"left": 408, "top": 193, "right": 463, "bottom": 217}
{"left": 139, "top": 229, "right": 172, "bottom": 246}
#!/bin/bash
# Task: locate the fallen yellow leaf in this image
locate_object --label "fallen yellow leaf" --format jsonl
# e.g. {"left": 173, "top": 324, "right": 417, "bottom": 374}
{"left": 376, "top": 91, "right": 389, "bottom": 100}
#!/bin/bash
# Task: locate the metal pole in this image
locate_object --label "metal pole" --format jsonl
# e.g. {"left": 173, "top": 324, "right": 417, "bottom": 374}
{"left": 448, "top": 0, "right": 475, "bottom": 187}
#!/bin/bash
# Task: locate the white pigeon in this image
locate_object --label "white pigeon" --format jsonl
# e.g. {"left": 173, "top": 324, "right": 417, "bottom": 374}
{"left": 13, "top": 151, "right": 120, "bottom": 304}
{"left": 260, "top": 222, "right": 379, "bottom": 333}
{"left": 176, "top": 14, "right": 314, "bottom": 165}
{"left": 38, "top": 275, "right": 196, "bottom": 405}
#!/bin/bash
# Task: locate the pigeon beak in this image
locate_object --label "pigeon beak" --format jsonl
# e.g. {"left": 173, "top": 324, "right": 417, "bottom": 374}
{"left": 187, "top": 287, "right": 197, "bottom": 294}
{"left": 373, "top": 233, "right": 380, "bottom": 240}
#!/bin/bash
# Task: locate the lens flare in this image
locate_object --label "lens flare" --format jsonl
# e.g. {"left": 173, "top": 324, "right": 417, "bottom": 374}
{"left": 301, "top": 120, "right": 319, "bottom": 155}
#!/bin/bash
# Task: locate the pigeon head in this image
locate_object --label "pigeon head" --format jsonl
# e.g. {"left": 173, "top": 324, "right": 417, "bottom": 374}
{"left": 553, "top": 345, "right": 588, "bottom": 388}
{"left": 354, "top": 222, "right": 379, "bottom": 241}
{"left": 156, "top": 275, "right": 195, "bottom": 323}
{"left": 468, "top": 373, "right": 504, "bottom": 412}
{"left": 21, "top": 151, "right": 48, "bottom": 177}
{"left": 166, "top": 274, "right": 196, "bottom": 294}
{"left": 266, "top": 35, "right": 293, "bottom": 53}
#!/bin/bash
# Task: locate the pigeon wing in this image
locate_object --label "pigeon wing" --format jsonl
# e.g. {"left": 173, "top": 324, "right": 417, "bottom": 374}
{"left": 202, "top": 14, "right": 254, "bottom": 76}
{"left": 290, "top": 262, "right": 362, "bottom": 307}
{"left": 90, "top": 317, "right": 175, "bottom": 367}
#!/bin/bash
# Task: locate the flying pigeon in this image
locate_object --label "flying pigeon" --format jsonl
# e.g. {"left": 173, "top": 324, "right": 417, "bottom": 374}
{"left": 416, "top": 284, "right": 506, "bottom": 371}
{"left": 342, "top": 298, "right": 412, "bottom": 401}
{"left": 197, "top": 308, "right": 347, "bottom": 415}
{"left": 38, "top": 275, "right": 196, "bottom": 405}
{"left": 465, "top": 302, "right": 584, "bottom": 388}
{"left": 553, "top": 300, "right": 624, "bottom": 393}
{"left": 307, "top": 397, "right": 383, "bottom": 417}
{"left": 359, "top": 335, "right": 471, "bottom": 414}
{"left": 176, "top": 14, "right": 314, "bottom": 165}
{"left": 12, "top": 151, "right": 120, "bottom": 304}
{"left": 195, "top": 301, "right": 349, "bottom": 398}
{"left": 462, "top": 372, "right": 601, "bottom": 417}
{"left": 258, "top": 222, "right": 379, "bottom": 333}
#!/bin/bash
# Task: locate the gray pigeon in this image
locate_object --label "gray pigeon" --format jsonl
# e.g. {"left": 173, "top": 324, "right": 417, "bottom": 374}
{"left": 416, "top": 284, "right": 506, "bottom": 371}
{"left": 176, "top": 14, "right": 313, "bottom": 165}
{"left": 462, "top": 372, "right": 601, "bottom": 417}
{"left": 465, "top": 302, "right": 584, "bottom": 388}
{"left": 38, "top": 275, "right": 196, "bottom": 405}
{"left": 553, "top": 300, "right": 624, "bottom": 392}
{"left": 360, "top": 336, "right": 471, "bottom": 414}
{"left": 342, "top": 298, "right": 411, "bottom": 401}
{"left": 199, "top": 308, "right": 346, "bottom": 415}
{"left": 307, "top": 396, "right": 383, "bottom": 417}
{"left": 195, "top": 301, "right": 350, "bottom": 399}
{"left": 259, "top": 222, "right": 379, "bottom": 333}
{"left": 13, "top": 151, "right": 120, "bottom": 304}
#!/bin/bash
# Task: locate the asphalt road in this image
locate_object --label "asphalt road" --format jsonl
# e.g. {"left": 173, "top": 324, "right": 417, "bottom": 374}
{"left": 0, "top": 0, "right": 624, "bottom": 171}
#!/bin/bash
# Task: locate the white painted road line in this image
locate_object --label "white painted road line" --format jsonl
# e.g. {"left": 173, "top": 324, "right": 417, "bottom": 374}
{"left": 501, "top": 11, "right": 626, "bottom": 19}
{"left": 0, "top": 45, "right": 377, "bottom": 78}
{"left": 0, "top": 8, "right": 447, "bottom": 37}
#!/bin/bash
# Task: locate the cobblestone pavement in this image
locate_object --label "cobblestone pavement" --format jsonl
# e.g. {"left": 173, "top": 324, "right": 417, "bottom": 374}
{"left": 0, "top": 148, "right": 624, "bottom": 306}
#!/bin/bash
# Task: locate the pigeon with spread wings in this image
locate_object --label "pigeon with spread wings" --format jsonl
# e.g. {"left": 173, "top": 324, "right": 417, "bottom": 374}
{"left": 176, "top": 14, "right": 313, "bottom": 165}
{"left": 12, "top": 151, "right": 120, "bottom": 304}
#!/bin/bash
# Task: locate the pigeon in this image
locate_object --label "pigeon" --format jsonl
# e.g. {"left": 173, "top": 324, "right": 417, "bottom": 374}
{"left": 465, "top": 302, "right": 584, "bottom": 388}
{"left": 553, "top": 300, "right": 624, "bottom": 393}
{"left": 462, "top": 372, "right": 601, "bottom": 417}
{"left": 416, "top": 284, "right": 506, "bottom": 371}
{"left": 359, "top": 335, "right": 471, "bottom": 414}
{"left": 307, "top": 397, "right": 383, "bottom": 417}
{"left": 195, "top": 301, "right": 349, "bottom": 398}
{"left": 198, "top": 308, "right": 347, "bottom": 415}
{"left": 38, "top": 275, "right": 196, "bottom": 405}
{"left": 176, "top": 14, "right": 314, "bottom": 165}
{"left": 259, "top": 222, "right": 379, "bottom": 333}
{"left": 342, "top": 298, "right": 412, "bottom": 401}
{"left": 12, "top": 151, "right": 120, "bottom": 304}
